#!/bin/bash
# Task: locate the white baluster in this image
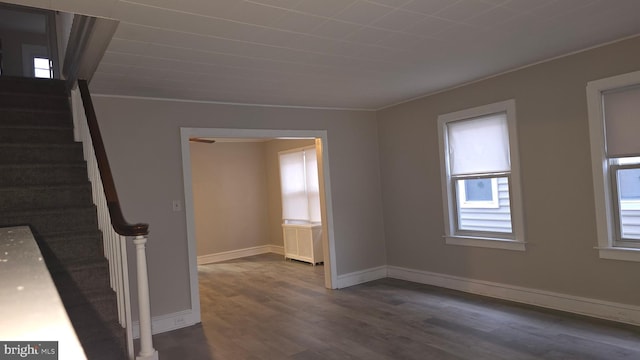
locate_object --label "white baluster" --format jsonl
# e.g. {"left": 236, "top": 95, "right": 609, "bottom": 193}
{"left": 133, "top": 235, "right": 158, "bottom": 360}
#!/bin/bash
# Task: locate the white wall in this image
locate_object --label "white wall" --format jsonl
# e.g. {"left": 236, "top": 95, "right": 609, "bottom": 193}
{"left": 91, "top": 97, "right": 385, "bottom": 318}
{"left": 377, "top": 36, "right": 640, "bottom": 306}
{"left": 190, "top": 141, "right": 269, "bottom": 256}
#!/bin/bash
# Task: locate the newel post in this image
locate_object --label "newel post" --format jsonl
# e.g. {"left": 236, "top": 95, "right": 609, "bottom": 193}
{"left": 133, "top": 235, "right": 158, "bottom": 360}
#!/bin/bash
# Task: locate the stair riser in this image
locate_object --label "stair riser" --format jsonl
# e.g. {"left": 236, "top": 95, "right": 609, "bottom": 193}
{"left": 0, "top": 186, "right": 93, "bottom": 212}
{"left": 0, "top": 94, "right": 69, "bottom": 111}
{"left": 0, "top": 208, "right": 99, "bottom": 234}
{"left": 52, "top": 263, "right": 111, "bottom": 293}
{"left": 0, "top": 78, "right": 67, "bottom": 95}
{"left": 0, "top": 127, "right": 74, "bottom": 144}
{"left": 0, "top": 145, "right": 84, "bottom": 164}
{"left": 40, "top": 235, "right": 103, "bottom": 262}
{"left": 65, "top": 297, "right": 120, "bottom": 325}
{"left": 0, "top": 109, "right": 71, "bottom": 127}
{"left": 0, "top": 165, "right": 88, "bottom": 186}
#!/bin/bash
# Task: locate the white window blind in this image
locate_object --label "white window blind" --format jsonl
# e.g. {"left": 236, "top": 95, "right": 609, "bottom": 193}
{"left": 603, "top": 85, "right": 640, "bottom": 158}
{"left": 279, "top": 147, "right": 321, "bottom": 223}
{"left": 447, "top": 113, "right": 511, "bottom": 176}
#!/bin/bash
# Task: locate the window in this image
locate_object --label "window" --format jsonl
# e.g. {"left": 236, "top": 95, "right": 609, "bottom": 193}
{"left": 458, "top": 177, "right": 499, "bottom": 209}
{"left": 437, "top": 99, "right": 525, "bottom": 251}
{"left": 279, "top": 146, "right": 321, "bottom": 224}
{"left": 33, "top": 57, "right": 52, "bottom": 79}
{"left": 587, "top": 70, "right": 640, "bottom": 261}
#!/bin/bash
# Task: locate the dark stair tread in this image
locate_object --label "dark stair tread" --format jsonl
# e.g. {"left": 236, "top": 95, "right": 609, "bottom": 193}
{"left": 48, "top": 256, "right": 109, "bottom": 270}
{"left": 0, "top": 163, "right": 88, "bottom": 185}
{"left": 66, "top": 309, "right": 123, "bottom": 335}
{"left": 57, "top": 285, "right": 119, "bottom": 315}
{"left": 64, "top": 293, "right": 120, "bottom": 322}
{"left": 0, "top": 124, "right": 74, "bottom": 130}
{"left": 0, "top": 162, "right": 87, "bottom": 174}
{"left": 0, "top": 183, "right": 91, "bottom": 190}
{"left": 0, "top": 205, "right": 98, "bottom": 227}
{"left": 59, "top": 287, "right": 117, "bottom": 305}
{"left": 36, "top": 229, "right": 103, "bottom": 252}
{"left": 0, "top": 90, "right": 67, "bottom": 98}
{"left": 0, "top": 205, "right": 96, "bottom": 215}
{"left": 0, "top": 90, "right": 68, "bottom": 99}
{"left": 0, "top": 109, "right": 72, "bottom": 128}
{"left": 41, "top": 231, "right": 104, "bottom": 251}
{"left": 0, "top": 105, "right": 68, "bottom": 111}
{"left": 0, "top": 127, "right": 76, "bottom": 144}
{"left": 0, "top": 162, "right": 86, "bottom": 168}
{"left": 0, "top": 94, "right": 70, "bottom": 111}
{"left": 0, "top": 111, "right": 70, "bottom": 124}
{"left": 0, "top": 142, "right": 85, "bottom": 164}
{"left": 0, "top": 142, "right": 82, "bottom": 149}
{"left": 0, "top": 184, "right": 94, "bottom": 212}
{"left": 42, "top": 229, "right": 103, "bottom": 241}
{"left": 48, "top": 258, "right": 112, "bottom": 292}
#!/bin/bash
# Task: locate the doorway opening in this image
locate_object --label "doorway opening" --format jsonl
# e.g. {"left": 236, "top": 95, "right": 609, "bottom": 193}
{"left": 180, "top": 128, "right": 337, "bottom": 323}
{"left": 0, "top": 3, "right": 59, "bottom": 78}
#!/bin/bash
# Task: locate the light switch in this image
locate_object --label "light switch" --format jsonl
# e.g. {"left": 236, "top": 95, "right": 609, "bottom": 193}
{"left": 172, "top": 200, "right": 182, "bottom": 212}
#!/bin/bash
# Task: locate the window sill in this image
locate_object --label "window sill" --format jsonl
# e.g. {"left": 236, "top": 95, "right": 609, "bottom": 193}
{"left": 596, "top": 247, "right": 640, "bottom": 262}
{"left": 445, "top": 235, "right": 526, "bottom": 251}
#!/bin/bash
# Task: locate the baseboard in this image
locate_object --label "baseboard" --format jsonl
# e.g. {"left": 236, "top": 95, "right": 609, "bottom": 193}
{"left": 197, "top": 245, "right": 284, "bottom": 265}
{"left": 266, "top": 244, "right": 284, "bottom": 255}
{"left": 132, "top": 309, "right": 197, "bottom": 339}
{"left": 388, "top": 266, "right": 640, "bottom": 326}
{"left": 137, "top": 264, "right": 640, "bottom": 339}
{"left": 335, "top": 265, "right": 387, "bottom": 289}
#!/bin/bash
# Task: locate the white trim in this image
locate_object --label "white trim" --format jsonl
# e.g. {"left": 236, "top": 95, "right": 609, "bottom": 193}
{"left": 92, "top": 93, "right": 374, "bottom": 112}
{"left": 180, "top": 128, "right": 339, "bottom": 325}
{"left": 335, "top": 266, "right": 387, "bottom": 289}
{"left": 587, "top": 70, "right": 640, "bottom": 261}
{"left": 197, "top": 245, "right": 284, "bottom": 265}
{"left": 595, "top": 247, "right": 640, "bottom": 262}
{"left": 437, "top": 99, "right": 525, "bottom": 247}
{"left": 387, "top": 266, "right": 640, "bottom": 326}
{"left": 132, "top": 310, "right": 197, "bottom": 339}
{"left": 444, "top": 236, "right": 525, "bottom": 251}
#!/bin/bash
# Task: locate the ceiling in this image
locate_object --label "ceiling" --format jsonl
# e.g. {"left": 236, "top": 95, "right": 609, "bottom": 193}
{"left": 0, "top": 7, "right": 46, "bottom": 34}
{"left": 7, "top": 0, "right": 640, "bottom": 110}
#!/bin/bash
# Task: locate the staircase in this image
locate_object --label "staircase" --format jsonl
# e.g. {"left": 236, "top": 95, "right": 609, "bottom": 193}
{"left": 0, "top": 77, "right": 125, "bottom": 360}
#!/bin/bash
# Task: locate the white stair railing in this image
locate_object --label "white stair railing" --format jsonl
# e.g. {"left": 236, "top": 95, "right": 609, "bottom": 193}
{"left": 70, "top": 82, "right": 158, "bottom": 360}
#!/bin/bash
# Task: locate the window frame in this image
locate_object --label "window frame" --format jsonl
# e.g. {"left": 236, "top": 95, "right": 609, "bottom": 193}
{"left": 611, "top": 162, "right": 640, "bottom": 247}
{"left": 587, "top": 70, "right": 640, "bottom": 262}
{"left": 457, "top": 176, "right": 500, "bottom": 209}
{"left": 437, "top": 99, "right": 526, "bottom": 251}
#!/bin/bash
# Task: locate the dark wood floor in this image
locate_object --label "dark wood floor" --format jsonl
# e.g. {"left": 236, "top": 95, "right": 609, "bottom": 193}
{"left": 151, "top": 253, "right": 640, "bottom": 359}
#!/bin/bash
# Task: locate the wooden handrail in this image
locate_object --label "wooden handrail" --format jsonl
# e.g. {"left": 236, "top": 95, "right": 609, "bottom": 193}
{"left": 77, "top": 80, "right": 149, "bottom": 236}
